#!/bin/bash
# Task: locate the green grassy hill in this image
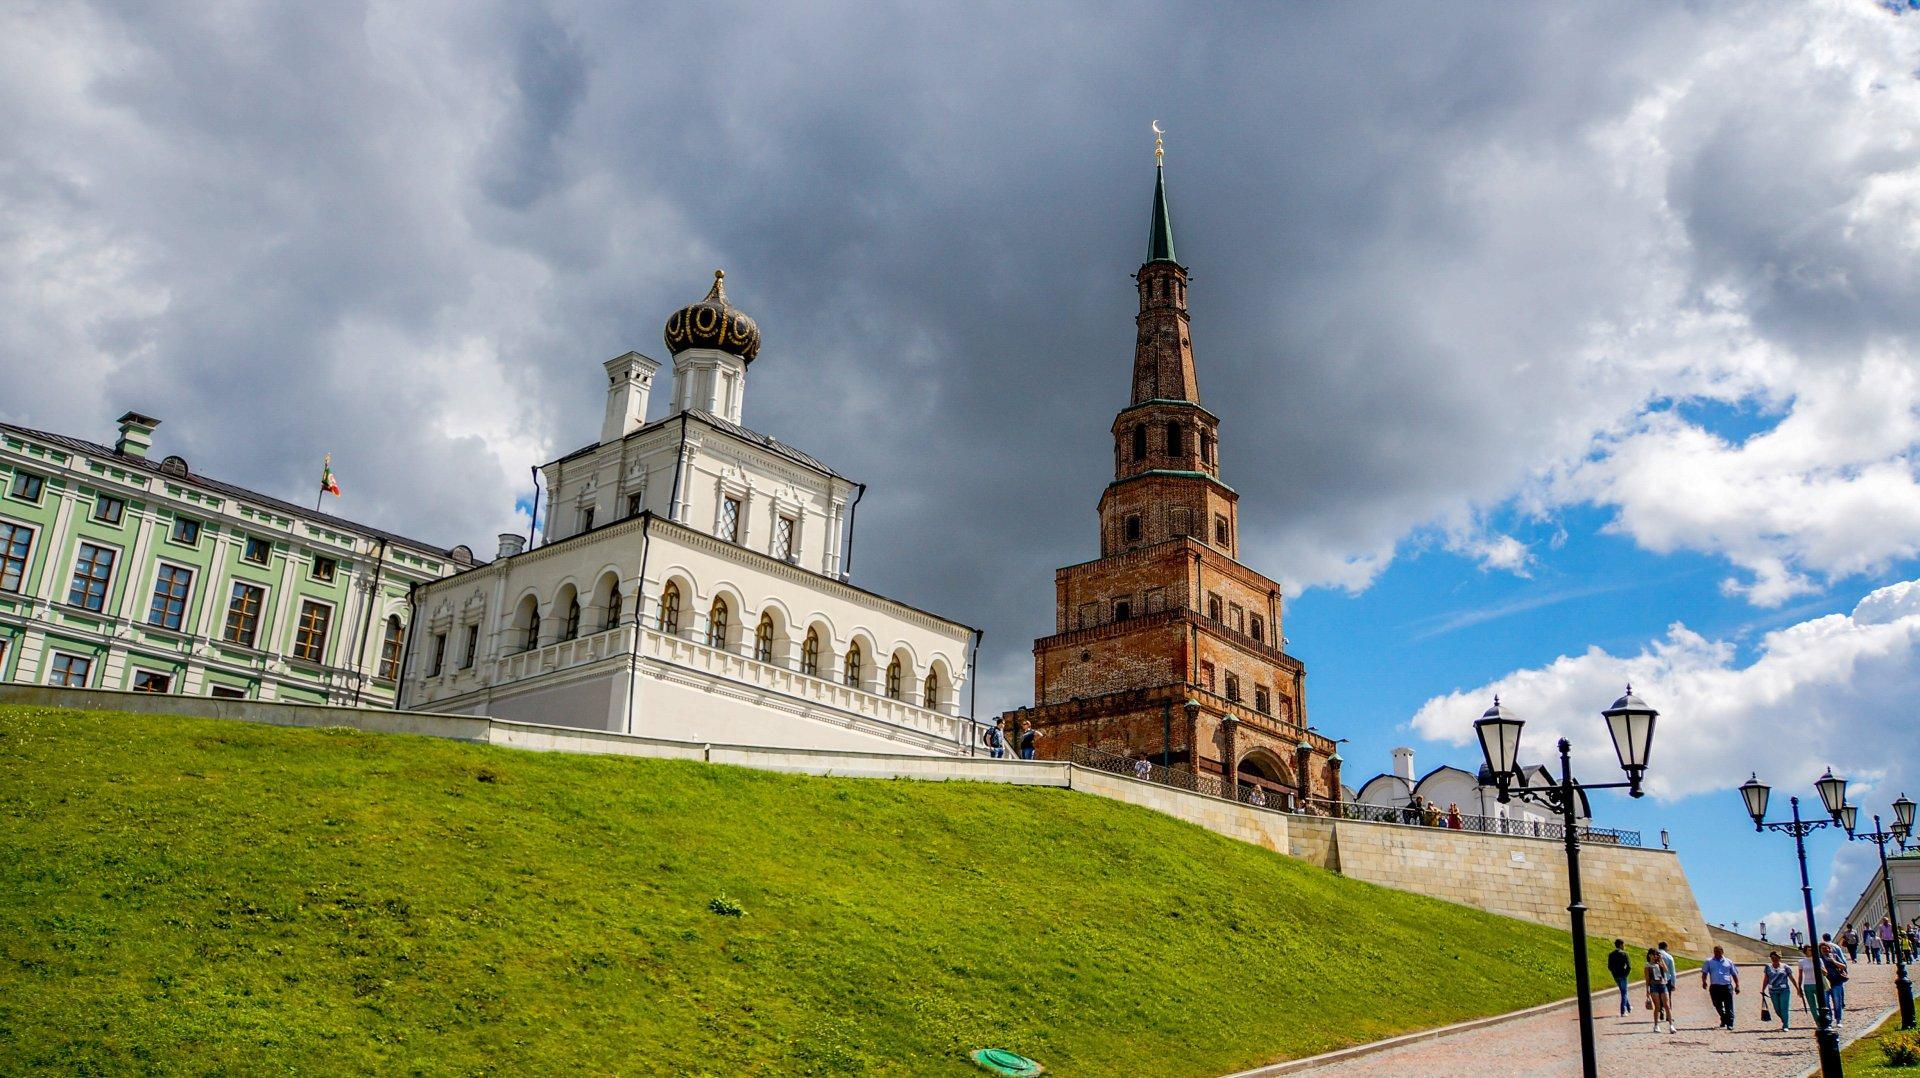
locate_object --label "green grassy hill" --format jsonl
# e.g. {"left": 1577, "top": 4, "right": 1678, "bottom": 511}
{"left": 0, "top": 705, "right": 1608, "bottom": 1075}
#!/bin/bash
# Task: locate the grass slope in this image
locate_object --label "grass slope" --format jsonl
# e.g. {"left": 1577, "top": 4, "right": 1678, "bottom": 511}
{"left": 0, "top": 706, "right": 1608, "bottom": 1075}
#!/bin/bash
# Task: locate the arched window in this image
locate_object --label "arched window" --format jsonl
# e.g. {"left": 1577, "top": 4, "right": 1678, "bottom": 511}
{"left": 844, "top": 643, "right": 863, "bottom": 688}
{"left": 707, "top": 598, "right": 729, "bottom": 648}
{"left": 755, "top": 614, "right": 775, "bottom": 663}
{"left": 377, "top": 615, "right": 405, "bottom": 680}
{"left": 802, "top": 629, "right": 821, "bottom": 676}
{"left": 605, "top": 585, "right": 623, "bottom": 629}
{"left": 526, "top": 609, "right": 541, "bottom": 651}
{"left": 1249, "top": 614, "right": 1263, "bottom": 644}
{"left": 659, "top": 583, "right": 681, "bottom": 634}
{"left": 1130, "top": 424, "right": 1146, "bottom": 461}
{"left": 923, "top": 670, "right": 940, "bottom": 709}
{"left": 886, "top": 658, "right": 903, "bottom": 699}
{"left": 561, "top": 595, "right": 581, "bottom": 641}
{"left": 1166, "top": 421, "right": 1183, "bottom": 456}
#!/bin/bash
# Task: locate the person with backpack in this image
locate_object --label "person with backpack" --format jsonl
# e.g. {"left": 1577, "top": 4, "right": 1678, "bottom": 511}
{"left": 1820, "top": 937, "right": 1850, "bottom": 1028}
{"left": 1606, "top": 939, "right": 1634, "bottom": 1016}
{"left": 1761, "top": 951, "right": 1798, "bottom": 1030}
{"left": 982, "top": 722, "right": 1006, "bottom": 759}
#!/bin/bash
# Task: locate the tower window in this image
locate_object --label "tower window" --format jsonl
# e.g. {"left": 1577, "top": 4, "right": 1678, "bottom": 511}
{"left": 1255, "top": 685, "right": 1271, "bottom": 714}
{"left": 1202, "top": 434, "right": 1214, "bottom": 463}
{"left": 1169, "top": 508, "right": 1192, "bottom": 537}
{"left": 1114, "top": 599, "right": 1132, "bottom": 621}
{"left": 1124, "top": 514, "right": 1142, "bottom": 543}
{"left": 1198, "top": 661, "right": 1215, "bottom": 692}
{"left": 1207, "top": 593, "right": 1222, "bottom": 622}
{"left": 1249, "top": 614, "right": 1264, "bottom": 644}
{"left": 1214, "top": 515, "right": 1230, "bottom": 545}
{"left": 1224, "top": 673, "right": 1240, "bottom": 703}
{"left": 1166, "top": 422, "right": 1183, "bottom": 456}
{"left": 1131, "top": 425, "right": 1146, "bottom": 461}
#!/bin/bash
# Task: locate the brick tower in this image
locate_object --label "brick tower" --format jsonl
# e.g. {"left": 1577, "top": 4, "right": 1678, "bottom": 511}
{"left": 1002, "top": 148, "right": 1342, "bottom": 810}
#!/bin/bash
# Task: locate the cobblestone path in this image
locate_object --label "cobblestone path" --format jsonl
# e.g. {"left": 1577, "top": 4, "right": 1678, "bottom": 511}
{"left": 1289, "top": 960, "right": 1895, "bottom": 1077}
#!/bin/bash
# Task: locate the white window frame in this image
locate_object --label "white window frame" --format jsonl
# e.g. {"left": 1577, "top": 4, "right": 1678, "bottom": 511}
{"left": 241, "top": 535, "right": 273, "bottom": 566}
{"left": 718, "top": 496, "right": 742, "bottom": 543}
{"left": 168, "top": 514, "right": 202, "bottom": 548}
{"left": 45, "top": 650, "right": 93, "bottom": 688}
{"left": 309, "top": 553, "right": 339, "bottom": 584}
{"left": 146, "top": 559, "right": 197, "bottom": 632}
{"left": 129, "top": 667, "right": 174, "bottom": 694}
{"left": 0, "top": 519, "right": 35, "bottom": 594}
{"left": 7, "top": 469, "right": 45, "bottom": 504}
{"left": 92, "top": 493, "right": 126, "bottom": 526}
{"left": 290, "top": 595, "right": 338, "bottom": 665}
{"left": 221, "top": 579, "right": 273, "bottom": 650}
{"left": 66, "top": 538, "right": 124, "bottom": 613}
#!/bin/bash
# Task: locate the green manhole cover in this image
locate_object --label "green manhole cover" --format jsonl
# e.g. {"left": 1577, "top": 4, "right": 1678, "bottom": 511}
{"left": 970, "top": 1048, "right": 1044, "bottom": 1076}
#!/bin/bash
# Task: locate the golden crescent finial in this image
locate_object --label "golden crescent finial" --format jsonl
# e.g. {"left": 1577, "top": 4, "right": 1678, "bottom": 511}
{"left": 1152, "top": 120, "right": 1164, "bottom": 165}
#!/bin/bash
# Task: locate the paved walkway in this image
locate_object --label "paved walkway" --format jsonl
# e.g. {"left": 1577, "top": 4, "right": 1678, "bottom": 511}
{"left": 1286, "top": 961, "right": 1895, "bottom": 1077}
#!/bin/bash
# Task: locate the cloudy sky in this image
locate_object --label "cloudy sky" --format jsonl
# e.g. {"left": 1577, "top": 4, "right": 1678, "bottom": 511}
{"left": 6, "top": 0, "right": 1920, "bottom": 929}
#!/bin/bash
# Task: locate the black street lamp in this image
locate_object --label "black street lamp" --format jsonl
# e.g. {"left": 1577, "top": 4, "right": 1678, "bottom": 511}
{"left": 1843, "top": 795, "right": 1916, "bottom": 1029}
{"left": 1473, "top": 687, "right": 1659, "bottom": 1078}
{"left": 1738, "top": 770, "right": 1848, "bottom": 1077}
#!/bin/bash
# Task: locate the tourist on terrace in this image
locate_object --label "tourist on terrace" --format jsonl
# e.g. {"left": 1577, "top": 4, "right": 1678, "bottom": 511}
{"left": 1016, "top": 721, "right": 1036, "bottom": 760}
{"left": 1645, "top": 948, "right": 1675, "bottom": 1034}
{"left": 983, "top": 723, "right": 1006, "bottom": 759}
{"left": 1761, "top": 952, "right": 1798, "bottom": 1030}
{"left": 1134, "top": 755, "right": 1152, "bottom": 781}
{"left": 1422, "top": 799, "right": 1442, "bottom": 827}
{"left": 1445, "top": 803, "right": 1463, "bottom": 830}
{"left": 1700, "top": 945, "right": 1740, "bottom": 1029}
{"left": 1606, "top": 939, "right": 1634, "bottom": 1016}
{"left": 1248, "top": 786, "right": 1266, "bottom": 808}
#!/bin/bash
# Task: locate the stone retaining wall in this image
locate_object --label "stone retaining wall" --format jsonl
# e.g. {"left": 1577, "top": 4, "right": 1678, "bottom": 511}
{"left": 1, "top": 686, "right": 1713, "bottom": 952}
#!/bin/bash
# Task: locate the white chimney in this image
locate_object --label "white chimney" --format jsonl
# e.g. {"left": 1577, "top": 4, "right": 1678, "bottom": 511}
{"left": 115, "top": 411, "right": 161, "bottom": 459}
{"left": 601, "top": 352, "right": 662, "bottom": 444}
{"left": 496, "top": 533, "right": 526, "bottom": 559}
{"left": 1392, "top": 747, "right": 1415, "bottom": 784}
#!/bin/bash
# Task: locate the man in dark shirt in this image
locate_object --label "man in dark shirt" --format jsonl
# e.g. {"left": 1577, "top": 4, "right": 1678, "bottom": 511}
{"left": 1607, "top": 939, "right": 1635, "bottom": 1016}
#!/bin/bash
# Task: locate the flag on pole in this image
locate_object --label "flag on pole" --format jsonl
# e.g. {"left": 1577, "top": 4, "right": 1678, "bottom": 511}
{"left": 320, "top": 454, "right": 342, "bottom": 498}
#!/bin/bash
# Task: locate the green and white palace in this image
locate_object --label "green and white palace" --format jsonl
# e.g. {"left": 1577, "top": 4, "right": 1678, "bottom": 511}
{"left": 0, "top": 411, "right": 465, "bottom": 704}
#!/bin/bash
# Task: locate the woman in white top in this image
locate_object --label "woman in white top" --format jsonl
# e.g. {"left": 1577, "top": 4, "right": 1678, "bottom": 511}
{"left": 1798, "top": 946, "right": 1827, "bottom": 1024}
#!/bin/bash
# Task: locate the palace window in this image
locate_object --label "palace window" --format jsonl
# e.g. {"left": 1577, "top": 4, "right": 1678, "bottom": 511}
{"left": 209, "top": 685, "right": 247, "bottom": 699}
{"left": 462, "top": 623, "right": 479, "bottom": 669}
{"left": 148, "top": 564, "right": 193, "bottom": 630}
{"left": 844, "top": 643, "right": 863, "bottom": 688}
{"left": 605, "top": 585, "right": 623, "bottom": 629}
{"left": 562, "top": 595, "right": 581, "bottom": 641}
{"left": 774, "top": 516, "right": 795, "bottom": 561}
{"left": 1198, "top": 661, "right": 1215, "bottom": 693}
{"left": 755, "top": 614, "right": 775, "bottom": 663}
{"left": 8, "top": 470, "right": 44, "bottom": 503}
{"left": 1131, "top": 424, "right": 1147, "bottom": 461}
{"left": 1255, "top": 685, "right": 1271, "bottom": 714}
{"left": 924, "top": 670, "right": 940, "bottom": 709}
{"left": 429, "top": 632, "right": 448, "bottom": 676}
{"left": 223, "top": 582, "right": 265, "bottom": 647}
{"left": 1114, "top": 599, "right": 1132, "bottom": 621}
{"left": 1207, "top": 593, "right": 1222, "bottom": 622}
{"left": 131, "top": 670, "right": 171, "bottom": 694}
{"left": 1249, "top": 614, "right": 1264, "bottom": 644}
{"left": 242, "top": 535, "right": 272, "bottom": 565}
{"left": 580, "top": 506, "right": 596, "bottom": 532}
{"left": 378, "top": 616, "right": 405, "bottom": 680}
{"left": 525, "top": 608, "right": 542, "bottom": 651}
{"left": 68, "top": 542, "right": 116, "bottom": 612}
{"left": 1124, "top": 514, "right": 1142, "bottom": 543}
{"left": 1166, "top": 421, "right": 1183, "bottom": 456}
{"left": 170, "top": 516, "right": 201, "bottom": 547}
{"left": 659, "top": 583, "right": 681, "bottom": 634}
{"left": 719, "top": 497, "right": 741, "bottom": 542}
{"left": 47, "top": 651, "right": 91, "bottom": 687}
{"left": 1224, "top": 673, "right": 1241, "bottom": 703}
{"left": 802, "top": 629, "right": 821, "bottom": 676}
{"left": 706, "top": 597, "right": 729, "bottom": 648}
{"left": 886, "top": 658, "right": 903, "bottom": 700}
{"left": 1, "top": 523, "right": 32, "bottom": 593}
{"left": 293, "top": 600, "right": 333, "bottom": 663}
{"left": 311, "top": 554, "right": 337, "bottom": 583}
{"left": 627, "top": 492, "right": 644, "bottom": 518}
{"left": 1214, "top": 515, "right": 1230, "bottom": 546}
{"left": 92, "top": 494, "right": 125, "bottom": 525}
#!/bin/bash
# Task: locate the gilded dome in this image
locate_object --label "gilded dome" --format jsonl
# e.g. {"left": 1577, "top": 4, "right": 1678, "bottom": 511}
{"left": 663, "top": 270, "right": 760, "bottom": 362}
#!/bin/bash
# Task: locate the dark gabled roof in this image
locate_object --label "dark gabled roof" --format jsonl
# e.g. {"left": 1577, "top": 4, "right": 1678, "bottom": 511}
{"left": 0, "top": 420, "right": 453, "bottom": 557}
{"left": 551, "top": 410, "right": 849, "bottom": 481}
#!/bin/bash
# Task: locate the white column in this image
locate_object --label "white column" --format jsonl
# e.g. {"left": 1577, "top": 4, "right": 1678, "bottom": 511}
{"left": 32, "top": 489, "right": 81, "bottom": 604}
{"left": 113, "top": 508, "right": 160, "bottom": 622}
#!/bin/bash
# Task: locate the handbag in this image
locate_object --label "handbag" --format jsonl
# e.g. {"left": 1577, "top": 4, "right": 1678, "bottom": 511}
{"left": 1761, "top": 1001, "right": 1772, "bottom": 1022}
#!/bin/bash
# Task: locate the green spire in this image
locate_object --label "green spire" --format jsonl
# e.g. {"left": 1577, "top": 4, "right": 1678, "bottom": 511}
{"left": 1147, "top": 163, "right": 1176, "bottom": 264}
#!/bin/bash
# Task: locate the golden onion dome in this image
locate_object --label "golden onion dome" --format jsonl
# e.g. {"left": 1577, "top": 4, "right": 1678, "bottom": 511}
{"left": 663, "top": 270, "right": 760, "bottom": 362}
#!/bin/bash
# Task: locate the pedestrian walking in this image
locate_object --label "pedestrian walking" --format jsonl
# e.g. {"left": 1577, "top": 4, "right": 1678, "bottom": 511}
{"left": 1798, "top": 945, "right": 1828, "bottom": 1025}
{"left": 1017, "top": 720, "right": 1036, "bottom": 760}
{"left": 1821, "top": 937, "right": 1850, "bottom": 1027}
{"left": 1868, "top": 925, "right": 1884, "bottom": 965}
{"left": 1700, "top": 945, "right": 1740, "bottom": 1029}
{"left": 1606, "top": 939, "right": 1634, "bottom": 1016}
{"left": 983, "top": 722, "right": 1006, "bottom": 759}
{"left": 1645, "top": 948, "right": 1675, "bottom": 1033}
{"left": 1133, "top": 755, "right": 1152, "bottom": 781}
{"left": 1843, "top": 924, "right": 1860, "bottom": 962}
{"left": 1657, "top": 941, "right": 1679, "bottom": 1022}
{"left": 1881, "top": 917, "right": 1899, "bottom": 964}
{"left": 1761, "top": 951, "right": 1797, "bottom": 1030}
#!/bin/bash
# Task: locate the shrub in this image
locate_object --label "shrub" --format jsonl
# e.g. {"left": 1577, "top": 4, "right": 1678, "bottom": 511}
{"left": 1881, "top": 1030, "right": 1920, "bottom": 1067}
{"left": 707, "top": 895, "right": 745, "bottom": 917}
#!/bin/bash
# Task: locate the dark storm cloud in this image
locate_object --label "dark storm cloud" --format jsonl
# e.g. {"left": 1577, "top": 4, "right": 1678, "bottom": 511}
{"left": 4, "top": 1, "right": 1918, "bottom": 709}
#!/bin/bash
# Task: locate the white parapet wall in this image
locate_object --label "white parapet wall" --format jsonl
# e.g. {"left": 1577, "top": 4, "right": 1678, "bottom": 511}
{"left": 1, "top": 686, "right": 1714, "bottom": 952}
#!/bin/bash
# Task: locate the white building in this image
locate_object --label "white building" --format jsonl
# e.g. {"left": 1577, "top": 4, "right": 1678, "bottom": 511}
{"left": 400, "top": 271, "right": 982, "bottom": 755}
{"left": 1354, "top": 746, "right": 1591, "bottom": 833}
{"left": 1840, "top": 851, "right": 1920, "bottom": 931}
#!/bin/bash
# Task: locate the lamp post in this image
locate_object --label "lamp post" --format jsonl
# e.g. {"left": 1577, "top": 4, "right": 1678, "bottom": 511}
{"left": 1842, "top": 792, "right": 1917, "bottom": 1029}
{"left": 1738, "top": 769, "right": 1849, "bottom": 1077}
{"left": 1473, "top": 687, "right": 1659, "bottom": 1078}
